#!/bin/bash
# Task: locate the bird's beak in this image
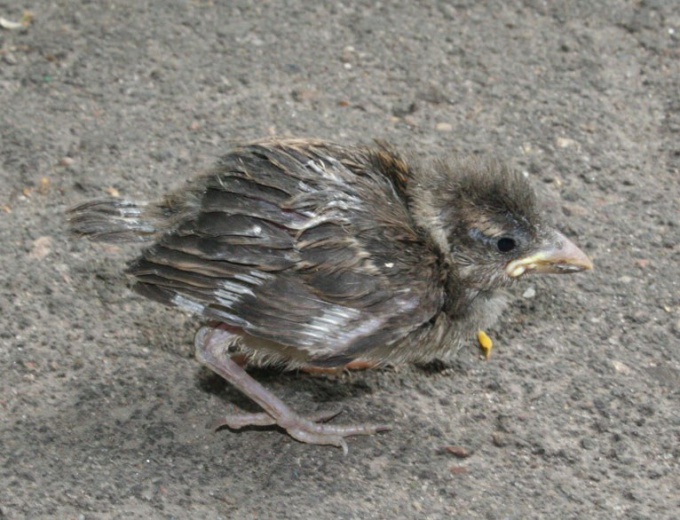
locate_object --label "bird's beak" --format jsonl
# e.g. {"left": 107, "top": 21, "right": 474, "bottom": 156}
{"left": 505, "top": 231, "right": 594, "bottom": 278}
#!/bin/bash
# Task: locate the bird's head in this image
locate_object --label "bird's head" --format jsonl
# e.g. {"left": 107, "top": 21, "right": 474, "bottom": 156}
{"left": 411, "top": 157, "right": 593, "bottom": 292}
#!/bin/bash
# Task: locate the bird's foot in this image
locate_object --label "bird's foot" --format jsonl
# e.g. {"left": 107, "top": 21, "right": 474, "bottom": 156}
{"left": 210, "top": 407, "right": 390, "bottom": 455}
{"left": 195, "top": 324, "right": 390, "bottom": 454}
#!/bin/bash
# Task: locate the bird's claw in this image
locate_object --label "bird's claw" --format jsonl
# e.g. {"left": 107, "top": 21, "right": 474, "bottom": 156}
{"left": 210, "top": 406, "right": 342, "bottom": 430}
{"left": 211, "top": 407, "right": 390, "bottom": 455}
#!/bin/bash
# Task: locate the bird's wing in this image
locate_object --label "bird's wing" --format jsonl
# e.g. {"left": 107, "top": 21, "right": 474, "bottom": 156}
{"left": 128, "top": 141, "right": 443, "bottom": 365}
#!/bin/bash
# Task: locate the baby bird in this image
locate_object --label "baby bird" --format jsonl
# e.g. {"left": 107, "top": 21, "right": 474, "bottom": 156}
{"left": 68, "top": 139, "right": 593, "bottom": 453}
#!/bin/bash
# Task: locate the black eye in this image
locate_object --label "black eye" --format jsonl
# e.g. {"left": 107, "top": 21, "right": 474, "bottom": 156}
{"left": 496, "top": 237, "right": 517, "bottom": 253}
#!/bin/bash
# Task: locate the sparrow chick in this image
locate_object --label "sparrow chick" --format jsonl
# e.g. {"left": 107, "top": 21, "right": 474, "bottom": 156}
{"left": 68, "top": 139, "right": 592, "bottom": 453}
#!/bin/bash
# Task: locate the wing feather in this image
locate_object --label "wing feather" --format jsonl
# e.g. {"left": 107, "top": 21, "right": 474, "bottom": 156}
{"left": 127, "top": 141, "right": 443, "bottom": 365}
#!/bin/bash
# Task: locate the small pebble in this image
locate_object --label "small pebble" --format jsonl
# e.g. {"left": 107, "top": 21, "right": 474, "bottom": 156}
{"left": 522, "top": 286, "right": 536, "bottom": 299}
{"left": 291, "top": 89, "right": 318, "bottom": 102}
{"left": 28, "top": 236, "right": 53, "bottom": 261}
{"left": 556, "top": 137, "right": 579, "bottom": 149}
{"left": 611, "top": 360, "right": 632, "bottom": 375}
{"left": 492, "top": 432, "right": 508, "bottom": 447}
{"left": 444, "top": 445, "right": 471, "bottom": 458}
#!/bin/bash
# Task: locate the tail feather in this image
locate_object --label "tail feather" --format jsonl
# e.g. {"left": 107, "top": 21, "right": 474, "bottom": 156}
{"left": 67, "top": 198, "right": 159, "bottom": 243}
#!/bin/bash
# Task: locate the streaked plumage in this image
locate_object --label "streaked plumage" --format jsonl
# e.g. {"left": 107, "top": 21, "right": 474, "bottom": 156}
{"left": 69, "top": 138, "right": 592, "bottom": 452}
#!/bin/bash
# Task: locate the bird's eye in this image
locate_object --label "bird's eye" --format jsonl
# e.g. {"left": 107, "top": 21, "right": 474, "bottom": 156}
{"left": 496, "top": 237, "right": 517, "bottom": 253}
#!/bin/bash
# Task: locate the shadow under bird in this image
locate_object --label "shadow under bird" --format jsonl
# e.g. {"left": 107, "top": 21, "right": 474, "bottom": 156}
{"left": 68, "top": 138, "right": 593, "bottom": 453}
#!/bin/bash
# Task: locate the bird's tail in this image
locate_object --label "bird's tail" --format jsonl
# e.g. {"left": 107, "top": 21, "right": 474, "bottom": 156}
{"left": 67, "top": 198, "right": 161, "bottom": 243}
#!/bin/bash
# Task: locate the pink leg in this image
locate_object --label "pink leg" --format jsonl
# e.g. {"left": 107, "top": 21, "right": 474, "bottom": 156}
{"left": 194, "top": 326, "right": 391, "bottom": 454}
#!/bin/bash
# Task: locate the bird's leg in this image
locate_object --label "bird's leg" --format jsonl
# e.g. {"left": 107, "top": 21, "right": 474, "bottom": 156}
{"left": 194, "top": 325, "right": 391, "bottom": 454}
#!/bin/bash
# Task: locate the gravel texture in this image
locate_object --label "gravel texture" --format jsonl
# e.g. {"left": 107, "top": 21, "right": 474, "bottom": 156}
{"left": 1, "top": 1, "right": 678, "bottom": 518}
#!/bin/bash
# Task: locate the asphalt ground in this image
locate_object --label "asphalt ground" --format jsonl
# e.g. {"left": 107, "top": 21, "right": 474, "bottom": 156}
{"left": 1, "top": 1, "right": 678, "bottom": 518}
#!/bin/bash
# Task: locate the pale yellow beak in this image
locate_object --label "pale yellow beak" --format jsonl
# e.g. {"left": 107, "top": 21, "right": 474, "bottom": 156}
{"left": 505, "top": 231, "right": 594, "bottom": 278}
